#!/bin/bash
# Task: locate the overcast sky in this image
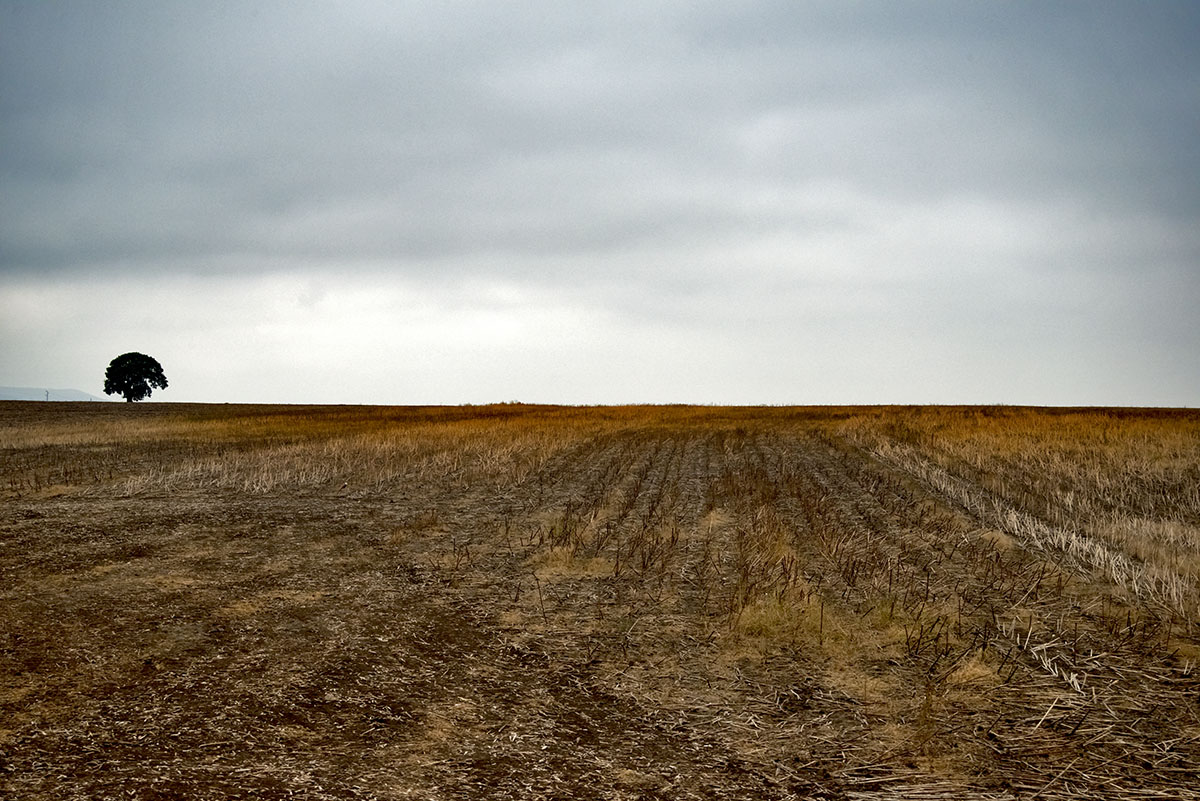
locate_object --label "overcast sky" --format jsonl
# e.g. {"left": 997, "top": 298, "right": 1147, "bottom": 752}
{"left": 2, "top": 1, "right": 1197, "bottom": 405}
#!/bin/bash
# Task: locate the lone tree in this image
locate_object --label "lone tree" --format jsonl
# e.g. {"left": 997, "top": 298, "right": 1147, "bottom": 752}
{"left": 103, "top": 352, "right": 168, "bottom": 402}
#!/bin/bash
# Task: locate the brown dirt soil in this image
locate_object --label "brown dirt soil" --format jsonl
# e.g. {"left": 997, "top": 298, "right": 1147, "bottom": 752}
{"left": 1, "top": 402, "right": 1198, "bottom": 800}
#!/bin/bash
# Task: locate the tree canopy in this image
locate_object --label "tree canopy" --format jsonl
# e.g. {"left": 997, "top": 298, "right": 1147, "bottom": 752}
{"left": 103, "top": 352, "right": 168, "bottom": 402}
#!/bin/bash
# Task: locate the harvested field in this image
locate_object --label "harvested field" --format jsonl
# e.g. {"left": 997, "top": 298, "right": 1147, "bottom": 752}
{"left": 2, "top": 402, "right": 1198, "bottom": 800}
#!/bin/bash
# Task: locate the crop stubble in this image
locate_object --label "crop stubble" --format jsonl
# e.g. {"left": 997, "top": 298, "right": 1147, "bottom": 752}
{"left": 1, "top": 402, "right": 1197, "bottom": 799}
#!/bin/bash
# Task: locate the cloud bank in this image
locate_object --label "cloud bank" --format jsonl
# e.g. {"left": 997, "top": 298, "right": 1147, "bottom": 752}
{"left": 2, "top": 1, "right": 1198, "bottom": 404}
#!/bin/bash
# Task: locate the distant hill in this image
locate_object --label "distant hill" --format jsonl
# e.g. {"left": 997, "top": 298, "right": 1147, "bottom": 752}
{"left": 0, "top": 386, "right": 110, "bottom": 401}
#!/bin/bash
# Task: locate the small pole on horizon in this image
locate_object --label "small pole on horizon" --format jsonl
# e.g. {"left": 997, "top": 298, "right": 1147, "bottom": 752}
{"left": 45, "top": 389, "right": 49, "bottom": 402}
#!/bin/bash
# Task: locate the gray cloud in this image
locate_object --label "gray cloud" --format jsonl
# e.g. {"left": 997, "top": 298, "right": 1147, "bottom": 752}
{"left": 1, "top": 1, "right": 1198, "bottom": 404}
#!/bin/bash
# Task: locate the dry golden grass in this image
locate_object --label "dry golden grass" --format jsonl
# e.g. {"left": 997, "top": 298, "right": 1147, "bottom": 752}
{"left": 2, "top": 402, "right": 1198, "bottom": 799}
